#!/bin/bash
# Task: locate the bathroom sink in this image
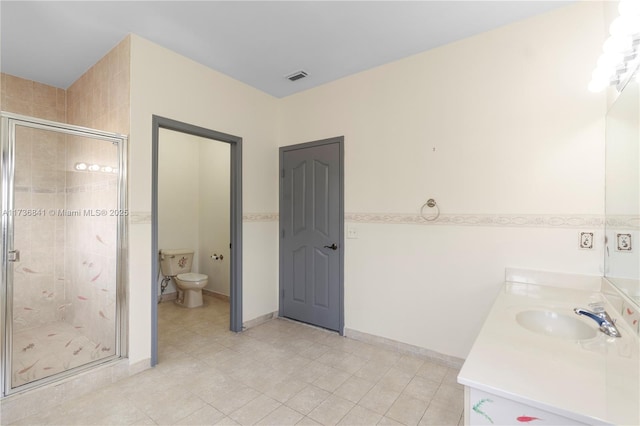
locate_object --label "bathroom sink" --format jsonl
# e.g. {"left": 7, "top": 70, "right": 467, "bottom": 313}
{"left": 516, "top": 310, "right": 598, "bottom": 340}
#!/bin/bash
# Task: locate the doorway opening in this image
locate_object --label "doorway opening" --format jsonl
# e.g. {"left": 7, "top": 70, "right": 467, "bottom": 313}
{"left": 151, "top": 116, "right": 242, "bottom": 366}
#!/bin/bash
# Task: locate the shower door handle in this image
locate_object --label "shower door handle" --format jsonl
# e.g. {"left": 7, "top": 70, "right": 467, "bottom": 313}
{"left": 8, "top": 250, "right": 20, "bottom": 262}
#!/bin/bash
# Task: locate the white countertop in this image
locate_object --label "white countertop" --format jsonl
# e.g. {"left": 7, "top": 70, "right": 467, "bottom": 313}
{"left": 458, "top": 281, "right": 639, "bottom": 425}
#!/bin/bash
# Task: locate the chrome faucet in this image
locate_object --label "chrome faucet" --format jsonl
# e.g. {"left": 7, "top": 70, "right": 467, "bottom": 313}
{"left": 574, "top": 303, "right": 621, "bottom": 338}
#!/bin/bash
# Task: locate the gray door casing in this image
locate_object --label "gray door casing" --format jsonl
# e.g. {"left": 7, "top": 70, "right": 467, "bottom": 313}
{"left": 151, "top": 116, "right": 243, "bottom": 366}
{"left": 279, "top": 137, "right": 344, "bottom": 333}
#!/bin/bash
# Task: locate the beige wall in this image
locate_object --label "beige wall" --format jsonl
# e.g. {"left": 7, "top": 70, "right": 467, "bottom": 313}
{"left": 278, "top": 2, "right": 607, "bottom": 358}
{"left": 67, "top": 37, "right": 130, "bottom": 135}
{"left": 1, "top": 73, "right": 66, "bottom": 122}
{"left": 129, "top": 34, "right": 279, "bottom": 364}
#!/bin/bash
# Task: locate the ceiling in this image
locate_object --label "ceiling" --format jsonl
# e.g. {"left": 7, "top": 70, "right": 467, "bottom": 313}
{"left": 1, "top": 1, "right": 574, "bottom": 98}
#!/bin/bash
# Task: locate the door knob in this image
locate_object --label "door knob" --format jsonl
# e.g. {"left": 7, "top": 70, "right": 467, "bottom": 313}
{"left": 324, "top": 243, "right": 338, "bottom": 250}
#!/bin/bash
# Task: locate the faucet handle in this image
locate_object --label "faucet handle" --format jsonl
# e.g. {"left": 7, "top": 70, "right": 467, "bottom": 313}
{"left": 588, "top": 302, "right": 605, "bottom": 313}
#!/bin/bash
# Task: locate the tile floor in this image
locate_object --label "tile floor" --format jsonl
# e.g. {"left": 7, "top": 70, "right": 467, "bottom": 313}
{"left": 13, "top": 295, "right": 464, "bottom": 425}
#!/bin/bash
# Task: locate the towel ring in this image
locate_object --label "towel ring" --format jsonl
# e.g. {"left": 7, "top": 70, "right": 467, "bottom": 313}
{"left": 420, "top": 198, "right": 440, "bottom": 221}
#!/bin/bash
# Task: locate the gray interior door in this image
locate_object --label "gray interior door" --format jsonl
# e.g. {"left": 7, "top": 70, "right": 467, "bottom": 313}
{"left": 280, "top": 138, "right": 343, "bottom": 332}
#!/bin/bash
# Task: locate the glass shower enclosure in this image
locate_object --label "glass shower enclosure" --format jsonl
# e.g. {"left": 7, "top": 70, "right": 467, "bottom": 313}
{"left": 0, "top": 112, "right": 127, "bottom": 395}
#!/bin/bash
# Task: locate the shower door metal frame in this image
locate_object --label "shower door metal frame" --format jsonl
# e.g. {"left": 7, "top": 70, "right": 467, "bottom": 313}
{"left": 0, "top": 112, "right": 128, "bottom": 396}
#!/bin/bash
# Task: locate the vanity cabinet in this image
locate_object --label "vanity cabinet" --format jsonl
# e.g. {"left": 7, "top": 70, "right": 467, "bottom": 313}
{"left": 458, "top": 270, "right": 638, "bottom": 426}
{"left": 465, "top": 387, "right": 588, "bottom": 425}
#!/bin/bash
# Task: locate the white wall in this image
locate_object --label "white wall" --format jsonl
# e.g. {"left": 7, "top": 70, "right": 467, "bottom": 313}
{"left": 198, "top": 141, "right": 231, "bottom": 296}
{"left": 129, "top": 35, "right": 279, "bottom": 365}
{"left": 278, "top": 2, "right": 607, "bottom": 359}
{"left": 158, "top": 128, "right": 200, "bottom": 293}
{"left": 158, "top": 128, "right": 230, "bottom": 295}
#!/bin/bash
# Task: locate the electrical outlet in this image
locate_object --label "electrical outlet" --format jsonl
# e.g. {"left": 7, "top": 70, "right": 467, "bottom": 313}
{"left": 616, "top": 233, "right": 632, "bottom": 252}
{"left": 580, "top": 232, "right": 594, "bottom": 250}
{"left": 347, "top": 228, "right": 358, "bottom": 239}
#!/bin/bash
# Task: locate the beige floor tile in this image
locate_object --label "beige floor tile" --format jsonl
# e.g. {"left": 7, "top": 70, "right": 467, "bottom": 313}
{"left": 307, "top": 394, "right": 354, "bottom": 425}
{"left": 442, "top": 367, "right": 463, "bottom": 389}
{"left": 337, "top": 404, "right": 383, "bottom": 425}
{"left": 214, "top": 417, "right": 240, "bottom": 425}
{"left": 263, "top": 378, "right": 308, "bottom": 403}
{"left": 419, "top": 402, "right": 462, "bottom": 426}
{"left": 415, "top": 361, "right": 448, "bottom": 384}
{"left": 394, "top": 354, "right": 426, "bottom": 375}
{"left": 257, "top": 404, "right": 305, "bottom": 425}
{"left": 6, "top": 299, "right": 464, "bottom": 426}
{"left": 134, "top": 388, "right": 207, "bottom": 425}
{"left": 207, "top": 385, "right": 262, "bottom": 415}
{"left": 385, "top": 394, "right": 429, "bottom": 426}
{"left": 378, "top": 367, "right": 414, "bottom": 392}
{"left": 333, "top": 375, "right": 376, "bottom": 404}
{"left": 431, "top": 384, "right": 464, "bottom": 415}
{"left": 174, "top": 405, "right": 226, "bottom": 425}
{"left": 297, "top": 341, "right": 332, "bottom": 360}
{"left": 402, "top": 376, "right": 440, "bottom": 402}
{"left": 296, "top": 416, "right": 323, "bottom": 426}
{"left": 228, "top": 394, "right": 281, "bottom": 425}
{"left": 313, "top": 365, "right": 352, "bottom": 392}
{"left": 377, "top": 416, "right": 404, "bottom": 425}
{"left": 358, "top": 383, "right": 401, "bottom": 416}
{"left": 285, "top": 385, "right": 331, "bottom": 415}
{"left": 353, "top": 359, "right": 393, "bottom": 383}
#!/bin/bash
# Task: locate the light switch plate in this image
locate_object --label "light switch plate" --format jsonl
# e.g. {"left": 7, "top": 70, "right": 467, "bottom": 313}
{"left": 347, "top": 228, "right": 358, "bottom": 239}
{"left": 580, "top": 232, "right": 594, "bottom": 250}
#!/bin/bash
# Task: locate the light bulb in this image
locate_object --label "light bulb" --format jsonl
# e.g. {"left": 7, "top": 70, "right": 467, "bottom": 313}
{"left": 75, "top": 162, "right": 87, "bottom": 171}
{"left": 102, "top": 166, "right": 113, "bottom": 173}
{"left": 88, "top": 164, "right": 100, "bottom": 172}
{"left": 597, "top": 52, "right": 623, "bottom": 69}
{"left": 592, "top": 66, "right": 615, "bottom": 82}
{"left": 588, "top": 79, "right": 608, "bottom": 93}
{"left": 603, "top": 35, "right": 633, "bottom": 54}
{"left": 619, "top": 0, "right": 640, "bottom": 17}
{"left": 610, "top": 15, "right": 640, "bottom": 37}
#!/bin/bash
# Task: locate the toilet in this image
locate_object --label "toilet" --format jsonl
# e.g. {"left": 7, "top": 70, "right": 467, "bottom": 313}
{"left": 159, "top": 249, "right": 208, "bottom": 308}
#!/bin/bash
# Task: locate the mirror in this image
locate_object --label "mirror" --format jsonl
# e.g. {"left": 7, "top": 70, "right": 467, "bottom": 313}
{"left": 605, "top": 79, "right": 640, "bottom": 306}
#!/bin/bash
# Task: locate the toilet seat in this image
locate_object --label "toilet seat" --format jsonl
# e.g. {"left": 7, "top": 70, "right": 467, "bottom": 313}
{"left": 177, "top": 272, "right": 207, "bottom": 282}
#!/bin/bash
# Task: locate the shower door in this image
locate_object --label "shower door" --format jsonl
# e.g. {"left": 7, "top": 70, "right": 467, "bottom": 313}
{"left": 1, "top": 113, "right": 127, "bottom": 395}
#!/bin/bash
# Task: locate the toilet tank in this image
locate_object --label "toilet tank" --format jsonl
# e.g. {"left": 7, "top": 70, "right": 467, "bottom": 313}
{"left": 159, "top": 249, "right": 194, "bottom": 276}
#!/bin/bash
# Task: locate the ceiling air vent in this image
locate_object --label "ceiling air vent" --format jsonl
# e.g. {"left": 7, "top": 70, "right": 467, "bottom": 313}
{"left": 285, "top": 70, "right": 308, "bottom": 82}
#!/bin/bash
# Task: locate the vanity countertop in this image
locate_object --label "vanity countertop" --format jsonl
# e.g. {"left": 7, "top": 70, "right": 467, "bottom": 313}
{"left": 458, "top": 282, "right": 639, "bottom": 425}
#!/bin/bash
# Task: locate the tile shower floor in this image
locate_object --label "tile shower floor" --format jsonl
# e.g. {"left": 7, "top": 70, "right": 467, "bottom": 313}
{"left": 13, "top": 295, "right": 464, "bottom": 425}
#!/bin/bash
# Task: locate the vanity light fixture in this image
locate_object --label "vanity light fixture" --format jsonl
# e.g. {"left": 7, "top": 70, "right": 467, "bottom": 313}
{"left": 74, "top": 162, "right": 118, "bottom": 173}
{"left": 589, "top": 0, "right": 640, "bottom": 93}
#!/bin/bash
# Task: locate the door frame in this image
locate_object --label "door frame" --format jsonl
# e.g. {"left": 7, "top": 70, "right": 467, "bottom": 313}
{"left": 278, "top": 136, "right": 344, "bottom": 334}
{"left": 1, "top": 112, "right": 128, "bottom": 395}
{"left": 151, "top": 116, "right": 243, "bottom": 366}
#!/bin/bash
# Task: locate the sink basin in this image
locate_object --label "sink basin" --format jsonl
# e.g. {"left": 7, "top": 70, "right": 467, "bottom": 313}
{"left": 516, "top": 310, "right": 598, "bottom": 340}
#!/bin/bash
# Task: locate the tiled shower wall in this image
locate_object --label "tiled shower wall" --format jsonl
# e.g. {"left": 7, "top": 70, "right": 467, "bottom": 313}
{"left": 1, "top": 75, "right": 68, "bottom": 332}
{"left": 1, "top": 36, "right": 130, "bottom": 347}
